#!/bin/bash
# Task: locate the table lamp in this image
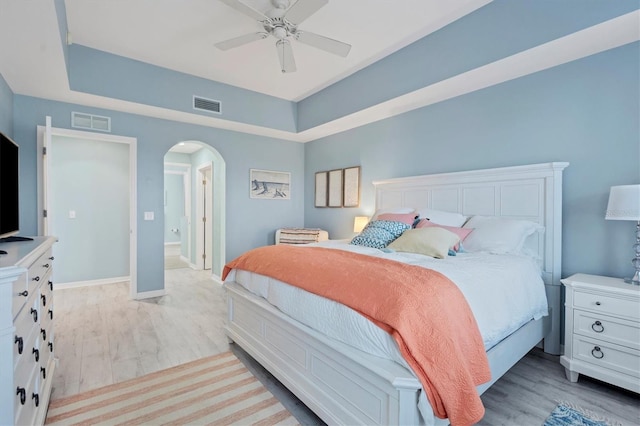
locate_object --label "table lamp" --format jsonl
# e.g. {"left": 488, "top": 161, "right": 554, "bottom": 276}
{"left": 605, "top": 184, "right": 640, "bottom": 285}
{"left": 353, "top": 216, "right": 369, "bottom": 233}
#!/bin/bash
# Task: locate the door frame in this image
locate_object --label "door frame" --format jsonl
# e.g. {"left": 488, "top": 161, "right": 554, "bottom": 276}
{"left": 37, "top": 119, "right": 138, "bottom": 298}
{"left": 163, "top": 163, "right": 192, "bottom": 264}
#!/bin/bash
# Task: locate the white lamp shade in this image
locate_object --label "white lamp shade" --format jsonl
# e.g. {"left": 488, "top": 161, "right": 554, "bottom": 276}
{"left": 353, "top": 216, "right": 369, "bottom": 233}
{"left": 605, "top": 184, "right": 640, "bottom": 221}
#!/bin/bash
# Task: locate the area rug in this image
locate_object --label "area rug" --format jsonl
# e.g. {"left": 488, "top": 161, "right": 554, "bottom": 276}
{"left": 544, "top": 402, "right": 622, "bottom": 426}
{"left": 46, "top": 351, "right": 298, "bottom": 425}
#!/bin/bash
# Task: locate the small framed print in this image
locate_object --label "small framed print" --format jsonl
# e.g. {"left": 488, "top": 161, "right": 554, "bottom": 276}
{"left": 327, "top": 169, "right": 343, "bottom": 208}
{"left": 343, "top": 166, "right": 360, "bottom": 207}
{"left": 314, "top": 171, "right": 328, "bottom": 207}
{"left": 250, "top": 169, "right": 290, "bottom": 200}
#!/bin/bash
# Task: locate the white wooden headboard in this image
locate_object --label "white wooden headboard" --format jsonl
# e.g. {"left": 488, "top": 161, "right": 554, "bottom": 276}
{"left": 373, "top": 162, "right": 569, "bottom": 353}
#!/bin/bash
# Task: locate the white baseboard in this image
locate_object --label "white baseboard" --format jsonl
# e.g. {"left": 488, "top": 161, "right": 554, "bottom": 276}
{"left": 164, "top": 242, "right": 181, "bottom": 257}
{"left": 54, "top": 276, "right": 130, "bottom": 290}
{"left": 134, "top": 289, "right": 166, "bottom": 300}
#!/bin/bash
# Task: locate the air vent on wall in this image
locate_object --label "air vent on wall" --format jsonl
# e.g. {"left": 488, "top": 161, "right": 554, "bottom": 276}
{"left": 71, "top": 112, "right": 111, "bottom": 132}
{"left": 193, "top": 96, "right": 222, "bottom": 114}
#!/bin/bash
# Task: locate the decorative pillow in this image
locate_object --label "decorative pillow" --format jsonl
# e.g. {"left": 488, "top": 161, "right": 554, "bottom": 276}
{"left": 350, "top": 220, "right": 410, "bottom": 249}
{"left": 416, "top": 208, "right": 468, "bottom": 227}
{"left": 377, "top": 212, "right": 420, "bottom": 227}
{"left": 371, "top": 208, "right": 416, "bottom": 221}
{"left": 415, "top": 219, "right": 473, "bottom": 251}
{"left": 388, "top": 227, "right": 460, "bottom": 259}
{"left": 462, "top": 216, "right": 544, "bottom": 254}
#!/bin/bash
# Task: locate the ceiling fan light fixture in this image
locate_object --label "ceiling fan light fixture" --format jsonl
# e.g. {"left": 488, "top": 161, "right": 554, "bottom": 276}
{"left": 272, "top": 26, "right": 288, "bottom": 40}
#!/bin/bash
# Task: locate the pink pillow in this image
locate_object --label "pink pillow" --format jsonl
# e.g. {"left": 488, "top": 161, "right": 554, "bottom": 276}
{"left": 415, "top": 219, "right": 473, "bottom": 251}
{"left": 376, "top": 212, "right": 418, "bottom": 226}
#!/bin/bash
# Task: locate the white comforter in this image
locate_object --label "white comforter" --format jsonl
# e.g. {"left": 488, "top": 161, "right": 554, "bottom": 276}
{"left": 224, "top": 240, "right": 548, "bottom": 424}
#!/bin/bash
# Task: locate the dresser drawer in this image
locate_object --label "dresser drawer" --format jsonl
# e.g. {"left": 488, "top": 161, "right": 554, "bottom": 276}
{"left": 573, "top": 336, "right": 640, "bottom": 378}
{"left": 14, "top": 366, "right": 37, "bottom": 426}
{"left": 13, "top": 308, "right": 38, "bottom": 370}
{"left": 574, "top": 290, "right": 639, "bottom": 321}
{"left": 574, "top": 309, "right": 640, "bottom": 351}
{"left": 27, "top": 249, "right": 53, "bottom": 295}
{"left": 12, "top": 272, "right": 29, "bottom": 319}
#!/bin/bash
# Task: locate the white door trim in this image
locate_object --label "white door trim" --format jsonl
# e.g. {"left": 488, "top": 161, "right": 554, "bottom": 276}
{"left": 163, "top": 163, "right": 192, "bottom": 263}
{"left": 37, "top": 122, "right": 138, "bottom": 298}
{"left": 196, "top": 162, "right": 213, "bottom": 271}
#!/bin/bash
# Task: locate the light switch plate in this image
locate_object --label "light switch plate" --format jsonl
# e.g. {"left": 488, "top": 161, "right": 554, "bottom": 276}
{"left": 144, "top": 211, "right": 154, "bottom": 221}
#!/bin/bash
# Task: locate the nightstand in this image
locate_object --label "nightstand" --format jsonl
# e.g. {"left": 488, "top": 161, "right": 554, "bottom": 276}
{"left": 560, "top": 274, "right": 639, "bottom": 393}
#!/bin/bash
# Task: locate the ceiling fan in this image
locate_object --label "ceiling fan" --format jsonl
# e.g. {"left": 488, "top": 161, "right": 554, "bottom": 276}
{"left": 215, "top": 0, "right": 351, "bottom": 73}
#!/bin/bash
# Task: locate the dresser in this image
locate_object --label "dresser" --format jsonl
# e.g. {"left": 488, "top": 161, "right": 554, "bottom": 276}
{"left": 0, "top": 236, "right": 57, "bottom": 425}
{"left": 560, "top": 273, "right": 639, "bottom": 393}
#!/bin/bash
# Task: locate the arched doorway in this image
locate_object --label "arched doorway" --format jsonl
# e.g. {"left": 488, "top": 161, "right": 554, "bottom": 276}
{"left": 164, "top": 141, "right": 226, "bottom": 278}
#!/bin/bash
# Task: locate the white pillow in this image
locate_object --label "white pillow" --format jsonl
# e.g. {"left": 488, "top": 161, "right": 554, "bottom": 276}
{"left": 462, "top": 216, "right": 544, "bottom": 254}
{"left": 388, "top": 227, "right": 460, "bottom": 259}
{"left": 416, "top": 208, "right": 468, "bottom": 227}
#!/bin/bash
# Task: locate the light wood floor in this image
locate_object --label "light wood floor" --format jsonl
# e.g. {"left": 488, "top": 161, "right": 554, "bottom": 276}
{"left": 52, "top": 268, "right": 640, "bottom": 425}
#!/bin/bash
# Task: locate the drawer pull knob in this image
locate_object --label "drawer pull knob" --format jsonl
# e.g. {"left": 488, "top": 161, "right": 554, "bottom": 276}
{"left": 33, "top": 348, "right": 39, "bottom": 362}
{"left": 48, "top": 309, "right": 53, "bottom": 320}
{"left": 31, "top": 308, "right": 38, "bottom": 322}
{"left": 595, "top": 301, "right": 601, "bottom": 306}
{"left": 48, "top": 342, "right": 53, "bottom": 352}
{"left": 14, "top": 336, "right": 23, "bottom": 354}
{"left": 19, "top": 290, "right": 28, "bottom": 297}
{"left": 41, "top": 328, "right": 46, "bottom": 340}
{"left": 591, "top": 346, "right": 604, "bottom": 359}
{"left": 32, "top": 393, "right": 39, "bottom": 407}
{"left": 48, "top": 280, "right": 53, "bottom": 291}
{"left": 33, "top": 276, "right": 40, "bottom": 282}
{"left": 41, "top": 294, "right": 47, "bottom": 306}
{"left": 41, "top": 366, "right": 46, "bottom": 379}
{"left": 591, "top": 321, "right": 604, "bottom": 333}
{"left": 49, "top": 256, "right": 54, "bottom": 260}
{"left": 16, "top": 387, "right": 26, "bottom": 405}
{"left": 43, "top": 263, "right": 50, "bottom": 268}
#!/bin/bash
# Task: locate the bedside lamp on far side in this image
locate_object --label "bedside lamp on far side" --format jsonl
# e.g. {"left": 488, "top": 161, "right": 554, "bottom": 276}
{"left": 605, "top": 184, "right": 640, "bottom": 285}
{"left": 353, "top": 216, "right": 369, "bottom": 233}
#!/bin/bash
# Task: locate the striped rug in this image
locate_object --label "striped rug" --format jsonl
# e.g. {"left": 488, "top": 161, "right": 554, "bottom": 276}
{"left": 46, "top": 351, "right": 298, "bottom": 425}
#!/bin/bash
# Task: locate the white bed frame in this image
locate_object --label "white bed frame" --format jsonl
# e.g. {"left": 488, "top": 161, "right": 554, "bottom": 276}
{"left": 224, "top": 162, "right": 569, "bottom": 425}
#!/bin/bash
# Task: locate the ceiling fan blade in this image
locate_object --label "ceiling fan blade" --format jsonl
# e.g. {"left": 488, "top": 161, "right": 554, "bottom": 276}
{"left": 284, "top": 0, "right": 328, "bottom": 25}
{"left": 296, "top": 31, "right": 351, "bottom": 57}
{"left": 215, "top": 32, "right": 268, "bottom": 51}
{"left": 218, "top": 0, "right": 269, "bottom": 22}
{"left": 276, "top": 40, "right": 296, "bottom": 73}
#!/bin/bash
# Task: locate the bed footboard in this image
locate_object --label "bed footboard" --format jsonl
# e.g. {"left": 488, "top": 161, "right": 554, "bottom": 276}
{"left": 224, "top": 281, "right": 422, "bottom": 426}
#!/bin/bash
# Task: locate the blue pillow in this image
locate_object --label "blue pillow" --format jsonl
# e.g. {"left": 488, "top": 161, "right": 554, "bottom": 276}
{"left": 350, "top": 220, "right": 410, "bottom": 249}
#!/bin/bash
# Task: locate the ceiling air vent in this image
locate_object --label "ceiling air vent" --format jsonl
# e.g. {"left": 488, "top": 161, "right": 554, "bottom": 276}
{"left": 193, "top": 96, "right": 221, "bottom": 114}
{"left": 71, "top": 112, "right": 111, "bottom": 132}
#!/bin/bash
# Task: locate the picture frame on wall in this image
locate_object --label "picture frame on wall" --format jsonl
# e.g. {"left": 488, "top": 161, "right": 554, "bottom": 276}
{"left": 250, "top": 169, "right": 291, "bottom": 200}
{"left": 314, "top": 171, "right": 328, "bottom": 207}
{"left": 328, "top": 169, "right": 343, "bottom": 207}
{"left": 343, "top": 166, "right": 361, "bottom": 207}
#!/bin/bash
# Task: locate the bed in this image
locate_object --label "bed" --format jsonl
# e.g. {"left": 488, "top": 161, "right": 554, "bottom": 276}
{"left": 223, "top": 162, "right": 569, "bottom": 425}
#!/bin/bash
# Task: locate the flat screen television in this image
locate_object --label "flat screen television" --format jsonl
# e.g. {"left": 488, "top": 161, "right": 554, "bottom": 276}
{"left": 0, "top": 131, "right": 19, "bottom": 240}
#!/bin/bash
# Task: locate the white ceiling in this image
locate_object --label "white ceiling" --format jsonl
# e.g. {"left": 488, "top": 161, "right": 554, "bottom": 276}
{"left": 0, "top": 1, "right": 637, "bottom": 142}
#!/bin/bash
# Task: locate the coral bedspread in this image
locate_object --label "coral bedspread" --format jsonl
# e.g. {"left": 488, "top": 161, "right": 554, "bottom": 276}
{"left": 222, "top": 245, "right": 491, "bottom": 425}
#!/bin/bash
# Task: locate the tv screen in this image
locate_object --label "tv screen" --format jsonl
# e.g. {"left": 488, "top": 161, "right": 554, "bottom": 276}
{"left": 0, "top": 132, "right": 19, "bottom": 239}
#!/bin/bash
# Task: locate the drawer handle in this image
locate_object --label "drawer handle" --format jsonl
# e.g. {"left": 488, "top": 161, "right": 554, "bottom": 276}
{"left": 48, "top": 309, "right": 53, "bottom": 320}
{"left": 41, "top": 366, "right": 46, "bottom": 379}
{"left": 41, "top": 294, "right": 47, "bottom": 306}
{"left": 48, "top": 342, "right": 53, "bottom": 352}
{"left": 30, "top": 308, "right": 38, "bottom": 322}
{"left": 48, "top": 280, "right": 53, "bottom": 291}
{"left": 591, "top": 346, "right": 604, "bottom": 359}
{"left": 32, "top": 276, "right": 40, "bottom": 282}
{"left": 32, "top": 393, "right": 39, "bottom": 407}
{"left": 595, "top": 301, "right": 601, "bottom": 306}
{"left": 43, "top": 263, "right": 50, "bottom": 268}
{"left": 41, "top": 328, "right": 46, "bottom": 340}
{"left": 18, "top": 290, "right": 28, "bottom": 297}
{"left": 49, "top": 256, "right": 54, "bottom": 260}
{"left": 14, "top": 336, "right": 23, "bottom": 354}
{"left": 591, "top": 321, "right": 604, "bottom": 333}
{"left": 16, "top": 387, "right": 26, "bottom": 405}
{"left": 33, "top": 348, "right": 40, "bottom": 362}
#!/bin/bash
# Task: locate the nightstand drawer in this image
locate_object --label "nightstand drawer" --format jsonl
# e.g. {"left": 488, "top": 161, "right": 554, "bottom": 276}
{"left": 574, "top": 310, "right": 640, "bottom": 350}
{"left": 573, "top": 336, "right": 640, "bottom": 378}
{"left": 574, "top": 290, "right": 639, "bottom": 320}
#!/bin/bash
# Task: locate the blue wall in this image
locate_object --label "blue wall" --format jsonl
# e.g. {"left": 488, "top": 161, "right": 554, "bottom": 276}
{"left": 12, "top": 96, "right": 305, "bottom": 292}
{"left": 304, "top": 43, "right": 640, "bottom": 280}
{"left": 0, "top": 73, "right": 13, "bottom": 137}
